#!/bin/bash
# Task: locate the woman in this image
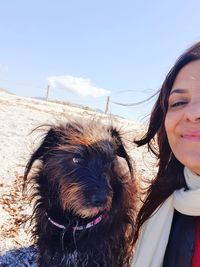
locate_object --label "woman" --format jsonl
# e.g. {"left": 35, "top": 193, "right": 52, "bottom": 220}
{"left": 132, "top": 42, "right": 200, "bottom": 267}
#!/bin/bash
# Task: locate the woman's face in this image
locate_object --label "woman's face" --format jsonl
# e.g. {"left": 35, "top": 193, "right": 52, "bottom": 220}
{"left": 165, "top": 60, "right": 200, "bottom": 175}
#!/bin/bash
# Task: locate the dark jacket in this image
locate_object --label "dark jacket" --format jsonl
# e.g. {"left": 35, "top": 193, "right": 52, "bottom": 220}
{"left": 163, "top": 210, "right": 197, "bottom": 267}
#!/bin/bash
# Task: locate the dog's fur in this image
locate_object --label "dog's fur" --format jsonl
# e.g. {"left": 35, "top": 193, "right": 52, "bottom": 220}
{"left": 24, "top": 121, "right": 137, "bottom": 267}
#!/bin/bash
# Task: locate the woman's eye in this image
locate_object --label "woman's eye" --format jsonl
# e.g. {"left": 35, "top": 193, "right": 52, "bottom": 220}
{"left": 169, "top": 101, "right": 187, "bottom": 108}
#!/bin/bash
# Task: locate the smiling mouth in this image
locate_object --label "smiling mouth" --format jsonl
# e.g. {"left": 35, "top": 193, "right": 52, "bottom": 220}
{"left": 181, "top": 134, "right": 200, "bottom": 141}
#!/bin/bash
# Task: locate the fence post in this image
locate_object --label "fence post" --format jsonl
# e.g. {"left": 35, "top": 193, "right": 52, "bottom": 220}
{"left": 105, "top": 96, "right": 110, "bottom": 114}
{"left": 46, "top": 85, "right": 50, "bottom": 101}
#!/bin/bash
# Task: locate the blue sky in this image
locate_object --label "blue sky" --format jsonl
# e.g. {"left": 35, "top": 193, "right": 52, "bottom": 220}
{"left": 1, "top": 0, "right": 200, "bottom": 122}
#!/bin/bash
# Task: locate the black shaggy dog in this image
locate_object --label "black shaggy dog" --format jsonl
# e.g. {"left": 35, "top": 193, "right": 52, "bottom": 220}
{"left": 24, "top": 121, "right": 137, "bottom": 267}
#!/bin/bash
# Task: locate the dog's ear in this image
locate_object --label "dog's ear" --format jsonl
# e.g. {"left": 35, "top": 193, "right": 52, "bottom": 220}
{"left": 24, "top": 128, "right": 58, "bottom": 180}
{"left": 109, "top": 127, "right": 133, "bottom": 177}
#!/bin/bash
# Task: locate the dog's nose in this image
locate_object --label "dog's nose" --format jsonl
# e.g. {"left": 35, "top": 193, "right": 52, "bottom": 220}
{"left": 91, "top": 192, "right": 107, "bottom": 206}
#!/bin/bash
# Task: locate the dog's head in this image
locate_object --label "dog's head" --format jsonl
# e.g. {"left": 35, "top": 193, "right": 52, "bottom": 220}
{"left": 25, "top": 121, "right": 133, "bottom": 219}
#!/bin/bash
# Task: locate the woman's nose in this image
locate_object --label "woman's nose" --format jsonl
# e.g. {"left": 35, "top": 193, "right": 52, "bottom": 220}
{"left": 184, "top": 100, "right": 200, "bottom": 122}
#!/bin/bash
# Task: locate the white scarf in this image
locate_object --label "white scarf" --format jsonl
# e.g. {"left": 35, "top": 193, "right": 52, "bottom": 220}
{"left": 132, "top": 167, "right": 200, "bottom": 267}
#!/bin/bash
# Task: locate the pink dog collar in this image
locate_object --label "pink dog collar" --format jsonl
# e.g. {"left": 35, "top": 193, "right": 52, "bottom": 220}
{"left": 47, "top": 213, "right": 106, "bottom": 231}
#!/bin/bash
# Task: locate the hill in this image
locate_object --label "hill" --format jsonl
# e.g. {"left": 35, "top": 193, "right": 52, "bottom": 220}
{"left": 0, "top": 90, "right": 157, "bottom": 265}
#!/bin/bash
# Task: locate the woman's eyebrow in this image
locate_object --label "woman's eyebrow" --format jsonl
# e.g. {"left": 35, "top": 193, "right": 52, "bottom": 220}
{"left": 170, "top": 88, "right": 188, "bottom": 95}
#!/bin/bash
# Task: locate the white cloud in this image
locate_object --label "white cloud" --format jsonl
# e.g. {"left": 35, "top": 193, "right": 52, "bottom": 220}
{"left": 47, "top": 75, "right": 111, "bottom": 98}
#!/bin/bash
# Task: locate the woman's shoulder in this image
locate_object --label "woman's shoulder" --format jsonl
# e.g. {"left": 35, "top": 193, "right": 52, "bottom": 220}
{"left": 163, "top": 209, "right": 197, "bottom": 267}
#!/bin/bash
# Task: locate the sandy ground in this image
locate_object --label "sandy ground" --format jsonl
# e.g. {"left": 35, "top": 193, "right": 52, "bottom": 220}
{"left": 0, "top": 90, "right": 157, "bottom": 266}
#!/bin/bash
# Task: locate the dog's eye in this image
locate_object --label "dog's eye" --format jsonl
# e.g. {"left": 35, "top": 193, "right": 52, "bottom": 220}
{"left": 72, "top": 157, "right": 81, "bottom": 164}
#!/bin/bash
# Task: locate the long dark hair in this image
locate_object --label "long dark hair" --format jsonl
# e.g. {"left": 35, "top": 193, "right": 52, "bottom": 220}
{"left": 134, "top": 42, "right": 200, "bottom": 242}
